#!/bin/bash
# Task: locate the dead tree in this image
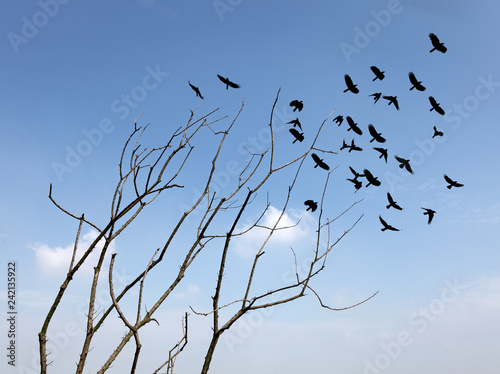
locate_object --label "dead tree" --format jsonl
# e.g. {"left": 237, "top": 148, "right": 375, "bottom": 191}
{"left": 39, "top": 89, "right": 377, "bottom": 374}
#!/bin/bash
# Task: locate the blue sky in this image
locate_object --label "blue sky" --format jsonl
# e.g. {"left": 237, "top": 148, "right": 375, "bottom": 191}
{"left": 1, "top": 0, "right": 500, "bottom": 373}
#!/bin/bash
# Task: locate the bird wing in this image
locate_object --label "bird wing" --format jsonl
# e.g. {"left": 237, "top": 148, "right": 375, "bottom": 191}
{"left": 290, "top": 100, "right": 298, "bottom": 107}
{"left": 311, "top": 153, "right": 320, "bottom": 163}
{"left": 370, "top": 66, "right": 379, "bottom": 74}
{"left": 379, "top": 216, "right": 388, "bottom": 227}
{"left": 227, "top": 79, "right": 240, "bottom": 88}
{"left": 429, "top": 33, "right": 440, "bottom": 46}
{"left": 393, "top": 98, "right": 400, "bottom": 110}
{"left": 395, "top": 156, "right": 404, "bottom": 163}
{"left": 429, "top": 96, "right": 437, "bottom": 106}
{"left": 217, "top": 74, "right": 227, "bottom": 84}
{"left": 344, "top": 74, "right": 353, "bottom": 86}
{"left": 289, "top": 128, "right": 300, "bottom": 137}
{"left": 319, "top": 161, "right": 330, "bottom": 170}
{"left": 408, "top": 72, "right": 416, "bottom": 84}
{"left": 443, "top": 174, "right": 454, "bottom": 184}
{"left": 387, "top": 193, "right": 394, "bottom": 204}
{"left": 368, "top": 124, "right": 377, "bottom": 137}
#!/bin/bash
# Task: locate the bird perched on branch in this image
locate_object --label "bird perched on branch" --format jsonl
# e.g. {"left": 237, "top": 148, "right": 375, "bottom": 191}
{"left": 188, "top": 81, "right": 204, "bottom": 99}
{"left": 289, "top": 128, "right": 304, "bottom": 143}
{"left": 395, "top": 156, "right": 413, "bottom": 174}
{"left": 429, "top": 33, "right": 447, "bottom": 53}
{"left": 368, "top": 124, "right": 386, "bottom": 143}
{"left": 429, "top": 96, "right": 445, "bottom": 115}
{"left": 363, "top": 169, "right": 381, "bottom": 187}
{"left": 343, "top": 74, "right": 359, "bottom": 94}
{"left": 386, "top": 193, "right": 403, "bottom": 210}
{"left": 311, "top": 153, "right": 330, "bottom": 170}
{"left": 432, "top": 126, "right": 444, "bottom": 138}
{"left": 379, "top": 216, "right": 400, "bottom": 231}
{"left": 289, "top": 100, "right": 303, "bottom": 112}
{"left": 346, "top": 116, "right": 363, "bottom": 135}
{"left": 370, "top": 66, "right": 385, "bottom": 81}
{"left": 304, "top": 200, "right": 318, "bottom": 212}
{"left": 287, "top": 118, "right": 302, "bottom": 130}
{"left": 217, "top": 74, "right": 240, "bottom": 89}
{"left": 373, "top": 147, "right": 388, "bottom": 163}
{"left": 422, "top": 208, "right": 436, "bottom": 224}
{"left": 369, "top": 92, "right": 382, "bottom": 104}
{"left": 382, "top": 95, "right": 400, "bottom": 110}
{"left": 444, "top": 174, "right": 464, "bottom": 189}
{"left": 333, "top": 115, "right": 344, "bottom": 126}
{"left": 408, "top": 72, "right": 426, "bottom": 91}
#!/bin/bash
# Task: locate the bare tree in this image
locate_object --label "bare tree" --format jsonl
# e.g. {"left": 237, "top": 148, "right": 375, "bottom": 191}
{"left": 39, "top": 89, "right": 377, "bottom": 373}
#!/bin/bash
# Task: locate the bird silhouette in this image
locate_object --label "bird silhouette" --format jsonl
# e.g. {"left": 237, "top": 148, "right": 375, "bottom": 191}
{"left": 368, "top": 124, "right": 386, "bottom": 143}
{"left": 429, "top": 96, "right": 445, "bottom": 115}
{"left": 369, "top": 92, "right": 382, "bottom": 104}
{"left": 346, "top": 116, "right": 363, "bottom": 135}
{"left": 408, "top": 72, "right": 426, "bottom": 91}
{"left": 343, "top": 74, "right": 359, "bottom": 94}
{"left": 311, "top": 153, "right": 330, "bottom": 170}
{"left": 363, "top": 169, "right": 381, "bottom": 187}
{"left": 386, "top": 193, "right": 403, "bottom": 210}
{"left": 422, "top": 208, "right": 436, "bottom": 224}
{"left": 432, "top": 126, "right": 444, "bottom": 138}
{"left": 287, "top": 118, "right": 302, "bottom": 130}
{"left": 347, "top": 178, "right": 363, "bottom": 192}
{"left": 348, "top": 139, "right": 362, "bottom": 152}
{"left": 304, "top": 200, "right": 318, "bottom": 212}
{"left": 289, "top": 100, "right": 303, "bottom": 112}
{"left": 349, "top": 166, "right": 364, "bottom": 180}
{"left": 373, "top": 147, "right": 388, "bottom": 163}
{"left": 217, "top": 74, "right": 240, "bottom": 89}
{"left": 379, "top": 216, "right": 400, "bottom": 231}
{"left": 395, "top": 156, "right": 414, "bottom": 174}
{"left": 340, "top": 139, "right": 349, "bottom": 151}
{"left": 370, "top": 66, "right": 385, "bottom": 81}
{"left": 429, "top": 33, "right": 447, "bottom": 53}
{"left": 333, "top": 115, "right": 344, "bottom": 126}
{"left": 444, "top": 174, "right": 464, "bottom": 189}
{"left": 382, "top": 95, "right": 400, "bottom": 110}
{"left": 188, "top": 81, "right": 204, "bottom": 99}
{"left": 289, "top": 128, "right": 304, "bottom": 143}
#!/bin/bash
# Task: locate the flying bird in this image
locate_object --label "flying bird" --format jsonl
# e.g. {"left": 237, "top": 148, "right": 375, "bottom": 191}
{"left": 289, "top": 128, "right": 304, "bottom": 143}
{"left": 444, "top": 174, "right": 464, "bottom": 189}
{"left": 343, "top": 74, "right": 359, "bottom": 94}
{"left": 422, "top": 208, "right": 436, "bottom": 224}
{"left": 188, "top": 81, "right": 204, "bottom": 99}
{"left": 348, "top": 139, "right": 362, "bottom": 152}
{"left": 408, "top": 72, "right": 426, "bottom": 91}
{"left": 395, "top": 156, "right": 414, "bottom": 174}
{"left": 429, "top": 96, "right": 445, "bottom": 115}
{"left": 347, "top": 178, "right": 362, "bottom": 192}
{"left": 373, "top": 147, "right": 388, "bottom": 163}
{"left": 217, "top": 74, "right": 240, "bottom": 89}
{"left": 333, "top": 115, "right": 344, "bottom": 126}
{"left": 349, "top": 166, "right": 364, "bottom": 180}
{"left": 363, "top": 169, "right": 381, "bottom": 187}
{"left": 289, "top": 100, "right": 303, "bottom": 112}
{"left": 429, "top": 33, "right": 447, "bottom": 53}
{"left": 340, "top": 138, "right": 362, "bottom": 153}
{"left": 386, "top": 193, "right": 403, "bottom": 210}
{"left": 287, "top": 118, "right": 302, "bottom": 130}
{"left": 304, "top": 200, "right": 318, "bottom": 212}
{"left": 311, "top": 153, "right": 330, "bottom": 170}
{"left": 369, "top": 92, "right": 382, "bottom": 104}
{"left": 382, "top": 95, "right": 400, "bottom": 110}
{"left": 346, "top": 116, "right": 363, "bottom": 135}
{"left": 379, "top": 216, "right": 400, "bottom": 232}
{"left": 432, "top": 126, "right": 444, "bottom": 138}
{"left": 368, "top": 124, "right": 386, "bottom": 143}
{"left": 370, "top": 66, "right": 385, "bottom": 81}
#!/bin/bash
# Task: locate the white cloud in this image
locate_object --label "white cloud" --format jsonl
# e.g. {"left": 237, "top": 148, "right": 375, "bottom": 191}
{"left": 231, "top": 205, "right": 317, "bottom": 258}
{"left": 28, "top": 229, "right": 115, "bottom": 277}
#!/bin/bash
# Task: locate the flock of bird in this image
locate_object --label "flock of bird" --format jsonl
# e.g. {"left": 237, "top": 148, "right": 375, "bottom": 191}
{"left": 186, "top": 33, "right": 463, "bottom": 232}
